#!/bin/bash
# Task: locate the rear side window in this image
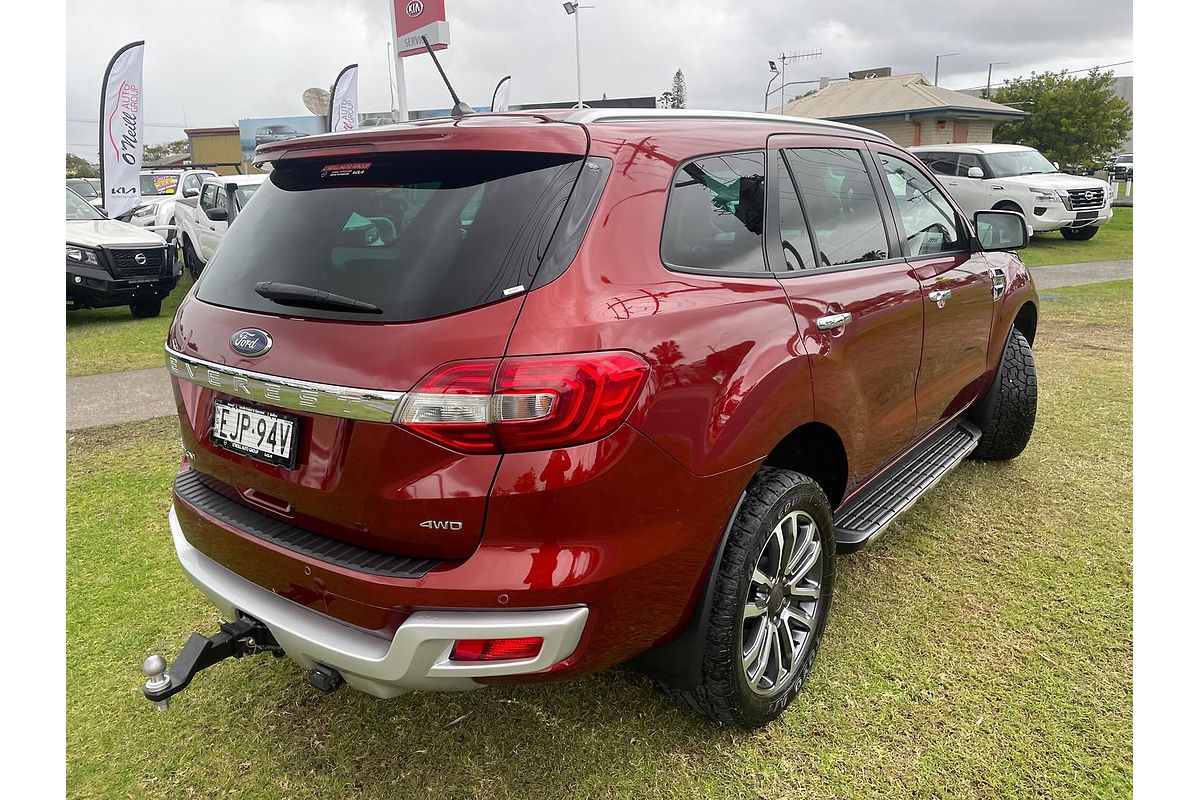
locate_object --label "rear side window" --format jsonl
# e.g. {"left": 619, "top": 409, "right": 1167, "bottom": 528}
{"left": 195, "top": 151, "right": 584, "bottom": 322}
{"left": 918, "top": 152, "right": 957, "bottom": 176}
{"left": 784, "top": 148, "right": 889, "bottom": 267}
{"left": 662, "top": 151, "right": 766, "bottom": 273}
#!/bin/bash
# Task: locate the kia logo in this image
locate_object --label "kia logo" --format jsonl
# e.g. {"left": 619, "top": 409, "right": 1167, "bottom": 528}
{"left": 230, "top": 328, "right": 273, "bottom": 357}
{"left": 133, "top": 252, "right": 147, "bottom": 265}
{"left": 406, "top": 0, "right": 423, "bottom": 16}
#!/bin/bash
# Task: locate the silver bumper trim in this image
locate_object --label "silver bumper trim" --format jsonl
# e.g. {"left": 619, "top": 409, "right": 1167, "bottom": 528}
{"left": 169, "top": 505, "right": 588, "bottom": 696}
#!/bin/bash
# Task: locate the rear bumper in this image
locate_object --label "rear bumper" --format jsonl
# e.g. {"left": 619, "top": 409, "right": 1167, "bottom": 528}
{"left": 170, "top": 505, "right": 589, "bottom": 696}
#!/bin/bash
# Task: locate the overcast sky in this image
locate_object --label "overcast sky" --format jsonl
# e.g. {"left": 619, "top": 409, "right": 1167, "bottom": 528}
{"left": 64, "top": 0, "right": 1132, "bottom": 158}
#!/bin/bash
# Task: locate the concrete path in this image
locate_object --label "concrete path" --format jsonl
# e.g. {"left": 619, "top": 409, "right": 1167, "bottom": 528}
{"left": 66, "top": 367, "right": 176, "bottom": 431}
{"left": 1029, "top": 258, "right": 1132, "bottom": 290}
{"left": 64, "top": 258, "right": 1134, "bottom": 431}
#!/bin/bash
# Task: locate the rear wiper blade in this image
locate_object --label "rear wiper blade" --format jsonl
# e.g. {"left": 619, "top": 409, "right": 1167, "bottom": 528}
{"left": 254, "top": 282, "right": 382, "bottom": 314}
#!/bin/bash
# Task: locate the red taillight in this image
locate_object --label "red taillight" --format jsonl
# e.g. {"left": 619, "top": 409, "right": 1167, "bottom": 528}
{"left": 450, "top": 636, "right": 544, "bottom": 661}
{"left": 397, "top": 351, "right": 649, "bottom": 454}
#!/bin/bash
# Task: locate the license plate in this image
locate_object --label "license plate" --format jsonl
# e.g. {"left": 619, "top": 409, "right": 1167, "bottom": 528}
{"left": 211, "top": 401, "right": 299, "bottom": 468}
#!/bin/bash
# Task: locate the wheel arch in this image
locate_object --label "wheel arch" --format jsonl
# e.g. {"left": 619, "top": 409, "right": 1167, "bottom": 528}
{"left": 1013, "top": 300, "right": 1038, "bottom": 345}
{"left": 635, "top": 421, "right": 848, "bottom": 689}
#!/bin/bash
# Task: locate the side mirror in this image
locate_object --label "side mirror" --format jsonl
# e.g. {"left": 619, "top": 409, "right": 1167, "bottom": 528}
{"left": 974, "top": 210, "right": 1028, "bottom": 251}
{"left": 1052, "top": 161, "right": 1061, "bottom": 171}
{"left": 206, "top": 206, "right": 229, "bottom": 222}
{"left": 183, "top": 187, "right": 200, "bottom": 198}
{"left": 966, "top": 166, "right": 984, "bottom": 179}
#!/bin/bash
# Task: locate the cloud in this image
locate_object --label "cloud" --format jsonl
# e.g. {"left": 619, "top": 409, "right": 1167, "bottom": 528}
{"left": 65, "top": 0, "right": 1132, "bottom": 155}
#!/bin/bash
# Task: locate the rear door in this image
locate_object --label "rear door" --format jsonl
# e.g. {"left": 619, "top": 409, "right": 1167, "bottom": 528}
{"left": 766, "top": 135, "right": 925, "bottom": 488}
{"left": 869, "top": 144, "right": 995, "bottom": 436}
{"left": 196, "top": 184, "right": 221, "bottom": 260}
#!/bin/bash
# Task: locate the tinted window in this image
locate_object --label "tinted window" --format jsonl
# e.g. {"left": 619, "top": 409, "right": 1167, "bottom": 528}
{"left": 195, "top": 151, "right": 583, "bottom": 323}
{"left": 67, "top": 178, "right": 98, "bottom": 198}
{"left": 214, "top": 186, "right": 229, "bottom": 212}
{"left": 877, "top": 153, "right": 964, "bottom": 257}
{"left": 784, "top": 148, "right": 889, "bottom": 267}
{"left": 662, "top": 151, "right": 766, "bottom": 272}
{"left": 919, "top": 153, "right": 958, "bottom": 176}
{"left": 199, "top": 185, "right": 218, "bottom": 211}
{"left": 957, "top": 153, "right": 984, "bottom": 176}
{"left": 776, "top": 156, "right": 814, "bottom": 270}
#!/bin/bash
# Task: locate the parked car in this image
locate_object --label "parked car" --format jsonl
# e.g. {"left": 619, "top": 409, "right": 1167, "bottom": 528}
{"left": 254, "top": 124, "right": 304, "bottom": 146}
{"left": 66, "top": 177, "right": 103, "bottom": 208}
{"left": 1111, "top": 153, "right": 1133, "bottom": 181}
{"left": 121, "top": 167, "right": 219, "bottom": 242}
{"left": 175, "top": 174, "right": 267, "bottom": 279}
{"left": 66, "top": 187, "right": 179, "bottom": 317}
{"left": 911, "top": 143, "right": 1112, "bottom": 241}
{"left": 145, "top": 109, "right": 1039, "bottom": 728}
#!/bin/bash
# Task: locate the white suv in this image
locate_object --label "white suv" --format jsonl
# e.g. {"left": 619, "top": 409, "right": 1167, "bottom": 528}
{"left": 911, "top": 143, "right": 1112, "bottom": 241}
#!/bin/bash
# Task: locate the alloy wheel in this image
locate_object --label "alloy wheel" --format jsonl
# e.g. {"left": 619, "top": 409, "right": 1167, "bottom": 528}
{"left": 740, "top": 510, "right": 823, "bottom": 696}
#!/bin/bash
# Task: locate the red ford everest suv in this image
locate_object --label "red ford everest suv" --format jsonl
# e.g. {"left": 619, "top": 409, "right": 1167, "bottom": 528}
{"left": 144, "top": 109, "right": 1038, "bottom": 727}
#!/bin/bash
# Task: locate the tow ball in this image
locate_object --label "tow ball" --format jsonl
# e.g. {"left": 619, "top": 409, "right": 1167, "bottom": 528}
{"left": 140, "top": 616, "right": 284, "bottom": 710}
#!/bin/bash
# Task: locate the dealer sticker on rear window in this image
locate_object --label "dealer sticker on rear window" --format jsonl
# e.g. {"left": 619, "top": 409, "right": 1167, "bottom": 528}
{"left": 321, "top": 162, "right": 373, "bottom": 178}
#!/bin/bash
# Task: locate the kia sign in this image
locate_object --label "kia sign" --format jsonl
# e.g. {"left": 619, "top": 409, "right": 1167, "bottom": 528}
{"left": 393, "top": 0, "right": 449, "bottom": 57}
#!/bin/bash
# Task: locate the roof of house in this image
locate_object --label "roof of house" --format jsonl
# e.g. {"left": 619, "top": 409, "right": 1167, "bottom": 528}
{"left": 776, "top": 74, "right": 1027, "bottom": 122}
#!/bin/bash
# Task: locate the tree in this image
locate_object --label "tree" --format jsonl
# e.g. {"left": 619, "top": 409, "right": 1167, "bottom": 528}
{"left": 143, "top": 139, "right": 191, "bottom": 163}
{"left": 662, "top": 69, "right": 687, "bottom": 109}
{"left": 66, "top": 153, "right": 98, "bottom": 178}
{"left": 991, "top": 68, "right": 1132, "bottom": 170}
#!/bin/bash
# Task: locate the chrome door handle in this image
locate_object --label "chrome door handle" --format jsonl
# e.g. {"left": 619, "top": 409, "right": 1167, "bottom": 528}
{"left": 816, "top": 312, "right": 852, "bottom": 331}
{"left": 928, "top": 289, "right": 952, "bottom": 306}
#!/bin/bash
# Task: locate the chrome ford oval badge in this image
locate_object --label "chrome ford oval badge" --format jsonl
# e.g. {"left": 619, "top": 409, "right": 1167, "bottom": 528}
{"left": 230, "top": 328, "right": 272, "bottom": 357}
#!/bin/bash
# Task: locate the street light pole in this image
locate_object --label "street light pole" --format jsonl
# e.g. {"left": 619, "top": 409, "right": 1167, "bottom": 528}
{"left": 934, "top": 52, "right": 959, "bottom": 87}
{"left": 985, "top": 61, "right": 1010, "bottom": 98}
{"left": 563, "top": 2, "right": 594, "bottom": 109}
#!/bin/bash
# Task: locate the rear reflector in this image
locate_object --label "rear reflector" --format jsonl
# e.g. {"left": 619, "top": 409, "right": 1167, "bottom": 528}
{"left": 396, "top": 351, "right": 649, "bottom": 454}
{"left": 450, "top": 636, "right": 544, "bottom": 662}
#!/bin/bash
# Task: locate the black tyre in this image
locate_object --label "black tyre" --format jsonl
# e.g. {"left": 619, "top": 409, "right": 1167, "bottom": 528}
{"left": 183, "top": 237, "right": 203, "bottom": 281}
{"left": 1061, "top": 226, "right": 1099, "bottom": 241}
{"left": 130, "top": 298, "right": 162, "bottom": 318}
{"left": 968, "top": 328, "right": 1037, "bottom": 461}
{"left": 667, "top": 467, "right": 835, "bottom": 727}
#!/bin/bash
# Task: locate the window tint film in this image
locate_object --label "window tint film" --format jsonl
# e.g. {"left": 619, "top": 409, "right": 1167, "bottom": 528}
{"left": 877, "top": 153, "right": 964, "bottom": 257}
{"left": 776, "top": 155, "right": 814, "bottom": 270}
{"left": 784, "top": 148, "right": 889, "bottom": 267}
{"left": 195, "top": 151, "right": 583, "bottom": 323}
{"left": 920, "top": 153, "right": 958, "bottom": 176}
{"left": 662, "top": 151, "right": 766, "bottom": 272}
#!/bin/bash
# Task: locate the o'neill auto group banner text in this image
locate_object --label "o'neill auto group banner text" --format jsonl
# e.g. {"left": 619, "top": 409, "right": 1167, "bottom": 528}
{"left": 330, "top": 64, "right": 359, "bottom": 132}
{"left": 99, "top": 40, "right": 145, "bottom": 218}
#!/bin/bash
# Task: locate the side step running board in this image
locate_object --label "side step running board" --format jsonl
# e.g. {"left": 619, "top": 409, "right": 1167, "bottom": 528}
{"left": 833, "top": 419, "right": 981, "bottom": 552}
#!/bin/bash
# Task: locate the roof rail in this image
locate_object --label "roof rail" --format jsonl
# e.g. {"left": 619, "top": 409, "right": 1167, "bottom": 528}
{"left": 562, "top": 108, "right": 891, "bottom": 142}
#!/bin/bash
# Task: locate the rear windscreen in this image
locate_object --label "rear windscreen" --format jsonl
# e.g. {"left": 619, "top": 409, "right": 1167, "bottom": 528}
{"left": 195, "top": 151, "right": 584, "bottom": 322}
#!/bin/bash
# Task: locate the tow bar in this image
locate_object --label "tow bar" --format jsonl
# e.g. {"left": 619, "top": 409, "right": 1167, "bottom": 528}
{"left": 141, "top": 616, "right": 284, "bottom": 710}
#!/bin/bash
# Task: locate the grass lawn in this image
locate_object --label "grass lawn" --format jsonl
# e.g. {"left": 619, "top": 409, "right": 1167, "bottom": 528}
{"left": 66, "top": 280, "right": 1132, "bottom": 799}
{"left": 1019, "top": 206, "right": 1132, "bottom": 268}
{"left": 65, "top": 270, "right": 192, "bottom": 378}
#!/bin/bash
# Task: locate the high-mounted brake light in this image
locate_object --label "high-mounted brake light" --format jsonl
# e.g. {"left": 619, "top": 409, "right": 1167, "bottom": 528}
{"left": 395, "top": 351, "right": 650, "bottom": 454}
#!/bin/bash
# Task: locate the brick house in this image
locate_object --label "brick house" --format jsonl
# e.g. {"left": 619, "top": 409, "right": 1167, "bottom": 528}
{"left": 775, "top": 73, "right": 1026, "bottom": 146}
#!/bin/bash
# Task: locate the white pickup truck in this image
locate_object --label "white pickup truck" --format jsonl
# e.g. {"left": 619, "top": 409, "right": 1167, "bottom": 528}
{"left": 174, "top": 174, "right": 267, "bottom": 278}
{"left": 911, "top": 143, "right": 1113, "bottom": 241}
{"left": 122, "top": 168, "right": 218, "bottom": 242}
